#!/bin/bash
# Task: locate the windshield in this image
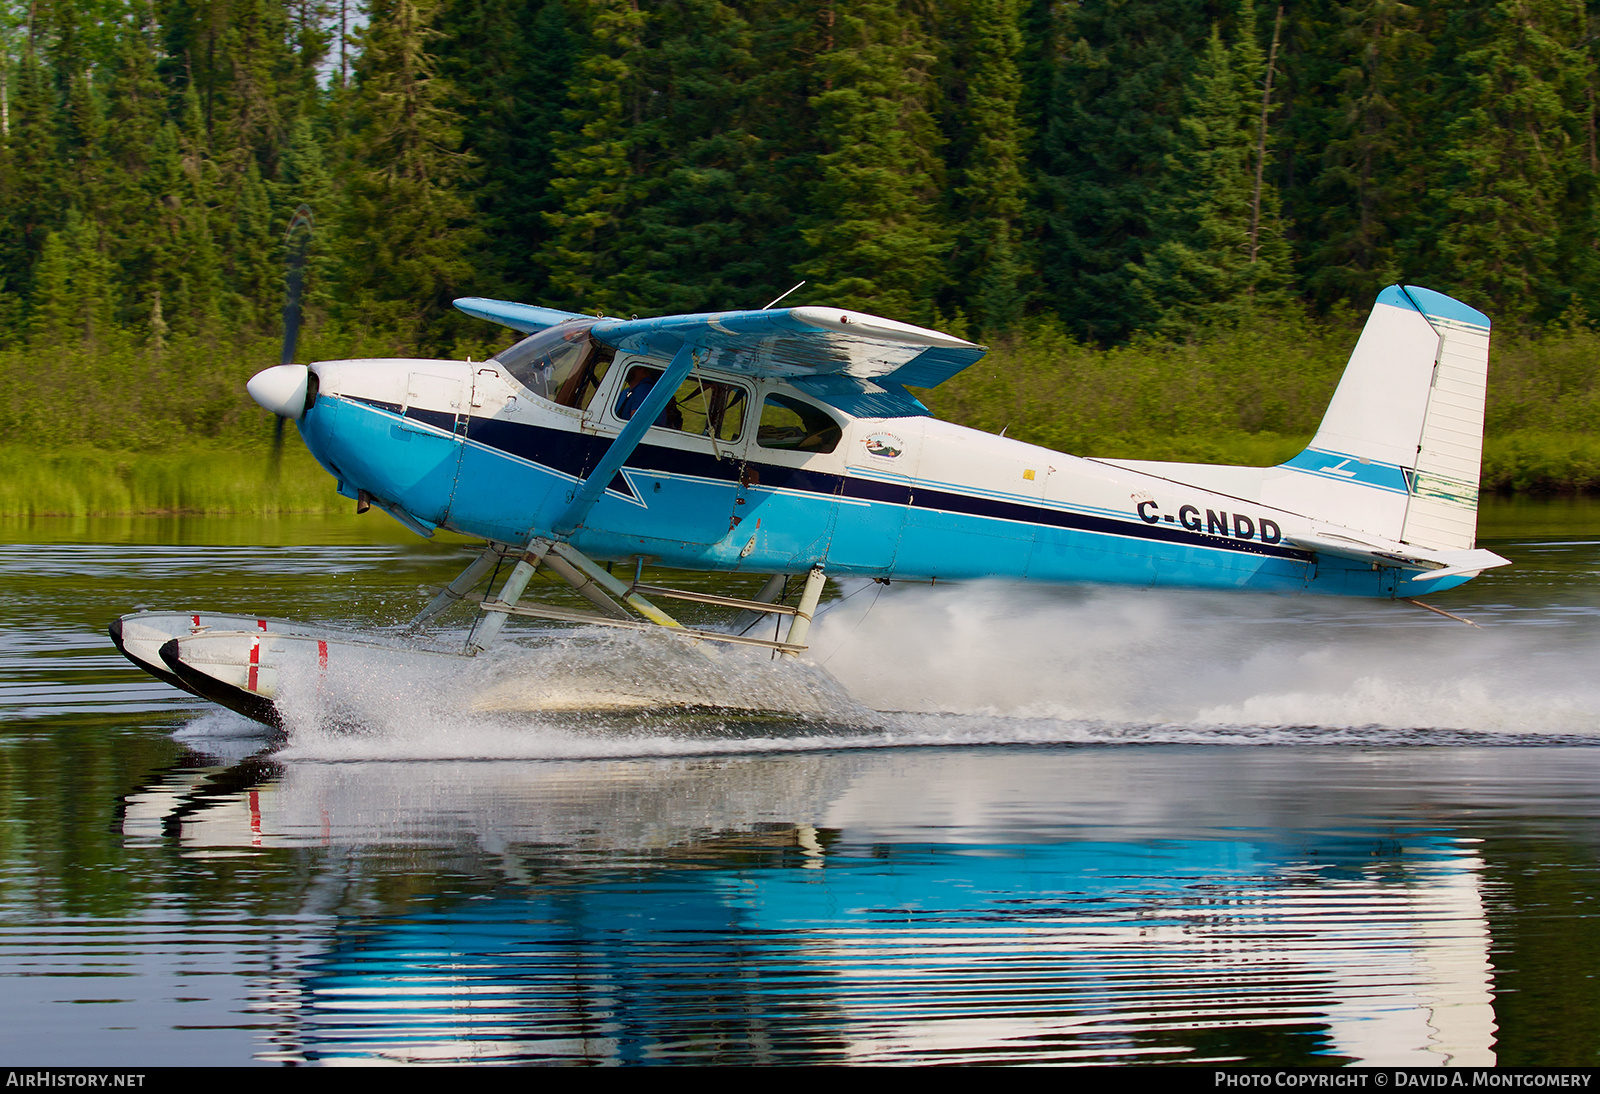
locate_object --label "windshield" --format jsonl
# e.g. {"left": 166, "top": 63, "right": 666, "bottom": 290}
{"left": 492, "top": 321, "right": 615, "bottom": 409}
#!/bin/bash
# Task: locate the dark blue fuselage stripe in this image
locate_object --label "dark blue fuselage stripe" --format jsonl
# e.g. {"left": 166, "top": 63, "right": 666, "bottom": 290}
{"left": 350, "top": 397, "right": 1311, "bottom": 563}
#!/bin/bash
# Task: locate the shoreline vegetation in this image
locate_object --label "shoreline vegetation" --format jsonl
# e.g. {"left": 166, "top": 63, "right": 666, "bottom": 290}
{"left": 3, "top": 311, "right": 1595, "bottom": 519}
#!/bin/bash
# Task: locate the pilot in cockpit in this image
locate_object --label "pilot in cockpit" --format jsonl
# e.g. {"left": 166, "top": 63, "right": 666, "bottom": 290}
{"left": 615, "top": 367, "right": 684, "bottom": 430}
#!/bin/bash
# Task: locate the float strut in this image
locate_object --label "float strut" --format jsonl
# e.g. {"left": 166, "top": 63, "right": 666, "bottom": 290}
{"left": 732, "top": 572, "right": 789, "bottom": 633}
{"left": 467, "top": 539, "right": 553, "bottom": 653}
{"left": 781, "top": 564, "right": 827, "bottom": 658}
{"left": 408, "top": 544, "right": 504, "bottom": 629}
{"left": 547, "top": 541, "right": 683, "bottom": 629}
{"left": 541, "top": 551, "right": 633, "bottom": 620}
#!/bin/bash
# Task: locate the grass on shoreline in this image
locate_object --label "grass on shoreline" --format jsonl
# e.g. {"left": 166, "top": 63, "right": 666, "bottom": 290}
{"left": 0, "top": 443, "right": 345, "bottom": 517}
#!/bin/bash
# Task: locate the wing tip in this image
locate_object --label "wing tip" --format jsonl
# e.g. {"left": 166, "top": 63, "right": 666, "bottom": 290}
{"left": 453, "top": 297, "right": 591, "bottom": 333}
{"left": 788, "top": 305, "right": 981, "bottom": 349}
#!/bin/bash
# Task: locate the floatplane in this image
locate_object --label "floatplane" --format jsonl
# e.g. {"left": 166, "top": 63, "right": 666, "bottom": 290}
{"left": 111, "top": 284, "right": 1509, "bottom": 725}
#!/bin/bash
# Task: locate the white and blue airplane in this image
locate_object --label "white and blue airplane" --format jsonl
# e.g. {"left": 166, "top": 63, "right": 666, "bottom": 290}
{"left": 112, "top": 284, "right": 1509, "bottom": 723}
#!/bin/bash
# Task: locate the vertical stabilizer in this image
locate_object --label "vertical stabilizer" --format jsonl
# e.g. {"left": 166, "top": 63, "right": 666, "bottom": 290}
{"left": 1270, "top": 286, "right": 1491, "bottom": 550}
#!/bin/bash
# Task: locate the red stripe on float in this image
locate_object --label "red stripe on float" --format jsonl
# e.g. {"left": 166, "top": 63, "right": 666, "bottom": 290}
{"left": 318, "top": 640, "right": 328, "bottom": 671}
{"left": 248, "top": 637, "right": 260, "bottom": 691}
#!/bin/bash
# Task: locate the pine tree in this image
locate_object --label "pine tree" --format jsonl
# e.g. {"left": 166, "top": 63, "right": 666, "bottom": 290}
{"left": 950, "top": 0, "right": 1030, "bottom": 334}
{"left": 1127, "top": 3, "right": 1291, "bottom": 334}
{"left": 210, "top": 0, "right": 300, "bottom": 173}
{"left": 801, "top": 0, "right": 950, "bottom": 324}
{"left": 435, "top": 0, "right": 575, "bottom": 302}
{"left": 157, "top": 0, "right": 300, "bottom": 167}
{"left": 31, "top": 208, "right": 115, "bottom": 346}
{"left": 285, "top": 0, "right": 332, "bottom": 112}
{"left": 272, "top": 115, "right": 335, "bottom": 318}
{"left": 102, "top": 5, "right": 169, "bottom": 332}
{"left": 538, "top": 0, "right": 651, "bottom": 315}
{"left": 58, "top": 62, "right": 107, "bottom": 213}
{"left": 1034, "top": 0, "right": 1216, "bottom": 341}
{"left": 1420, "top": 0, "right": 1590, "bottom": 320}
{"left": 539, "top": 0, "right": 811, "bottom": 316}
{"left": 622, "top": 0, "right": 796, "bottom": 314}
{"left": 225, "top": 159, "right": 277, "bottom": 327}
{"left": 337, "top": 0, "right": 477, "bottom": 342}
{"left": 156, "top": 85, "right": 226, "bottom": 334}
{"left": 1299, "top": 0, "right": 1426, "bottom": 308}
{"left": 3, "top": 48, "right": 63, "bottom": 293}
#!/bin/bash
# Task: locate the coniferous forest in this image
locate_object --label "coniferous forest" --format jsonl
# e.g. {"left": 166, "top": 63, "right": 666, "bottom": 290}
{"left": 2, "top": 0, "right": 1600, "bottom": 514}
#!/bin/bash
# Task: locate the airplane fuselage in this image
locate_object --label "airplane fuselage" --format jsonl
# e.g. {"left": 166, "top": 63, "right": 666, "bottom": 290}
{"left": 296, "top": 354, "right": 1475, "bottom": 600}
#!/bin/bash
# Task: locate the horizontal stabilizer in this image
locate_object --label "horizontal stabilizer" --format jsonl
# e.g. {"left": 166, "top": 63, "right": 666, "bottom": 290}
{"left": 1287, "top": 529, "right": 1510, "bottom": 578}
{"left": 1408, "top": 551, "right": 1513, "bottom": 583}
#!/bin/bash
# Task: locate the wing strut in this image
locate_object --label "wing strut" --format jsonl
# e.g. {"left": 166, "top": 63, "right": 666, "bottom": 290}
{"left": 553, "top": 341, "right": 698, "bottom": 537}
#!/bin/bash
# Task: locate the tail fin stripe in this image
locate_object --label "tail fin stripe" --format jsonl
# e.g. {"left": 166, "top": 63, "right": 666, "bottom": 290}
{"left": 1281, "top": 448, "right": 1410, "bottom": 493}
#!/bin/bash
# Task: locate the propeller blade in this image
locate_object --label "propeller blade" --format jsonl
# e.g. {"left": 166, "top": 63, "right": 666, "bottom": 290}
{"left": 280, "top": 281, "right": 302, "bottom": 367}
{"left": 280, "top": 204, "right": 313, "bottom": 368}
{"left": 271, "top": 205, "right": 314, "bottom": 478}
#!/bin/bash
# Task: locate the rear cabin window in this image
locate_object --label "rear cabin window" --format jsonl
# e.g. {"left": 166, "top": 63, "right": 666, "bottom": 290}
{"left": 614, "top": 366, "right": 748, "bottom": 443}
{"left": 493, "top": 321, "right": 615, "bottom": 410}
{"left": 757, "top": 393, "right": 842, "bottom": 453}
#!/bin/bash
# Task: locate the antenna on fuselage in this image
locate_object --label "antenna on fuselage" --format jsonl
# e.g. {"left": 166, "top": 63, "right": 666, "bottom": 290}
{"left": 762, "top": 281, "right": 806, "bottom": 310}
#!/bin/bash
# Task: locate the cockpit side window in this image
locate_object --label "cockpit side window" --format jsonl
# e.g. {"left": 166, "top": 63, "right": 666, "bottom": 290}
{"left": 493, "top": 321, "right": 616, "bottom": 410}
{"left": 614, "top": 365, "right": 748, "bottom": 443}
{"left": 757, "top": 393, "right": 842, "bottom": 453}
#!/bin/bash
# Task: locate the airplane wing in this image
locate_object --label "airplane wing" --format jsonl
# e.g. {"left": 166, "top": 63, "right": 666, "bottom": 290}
{"left": 454, "top": 298, "right": 591, "bottom": 333}
{"left": 587, "top": 307, "right": 983, "bottom": 381}
{"left": 454, "top": 298, "right": 987, "bottom": 418}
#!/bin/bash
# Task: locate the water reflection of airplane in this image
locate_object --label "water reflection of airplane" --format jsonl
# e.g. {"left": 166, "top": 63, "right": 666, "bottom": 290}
{"left": 121, "top": 751, "right": 1496, "bottom": 1065}
{"left": 112, "top": 285, "right": 1508, "bottom": 725}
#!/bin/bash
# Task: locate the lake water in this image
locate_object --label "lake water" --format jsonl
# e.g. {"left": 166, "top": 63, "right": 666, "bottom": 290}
{"left": 2, "top": 499, "right": 1598, "bottom": 1066}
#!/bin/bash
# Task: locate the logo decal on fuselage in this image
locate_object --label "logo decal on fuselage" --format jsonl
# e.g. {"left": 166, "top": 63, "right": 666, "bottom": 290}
{"left": 863, "top": 432, "right": 903, "bottom": 459}
{"left": 1134, "top": 498, "right": 1283, "bottom": 544}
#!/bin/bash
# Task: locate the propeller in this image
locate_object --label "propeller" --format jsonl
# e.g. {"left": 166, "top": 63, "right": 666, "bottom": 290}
{"left": 267, "top": 205, "right": 314, "bottom": 474}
